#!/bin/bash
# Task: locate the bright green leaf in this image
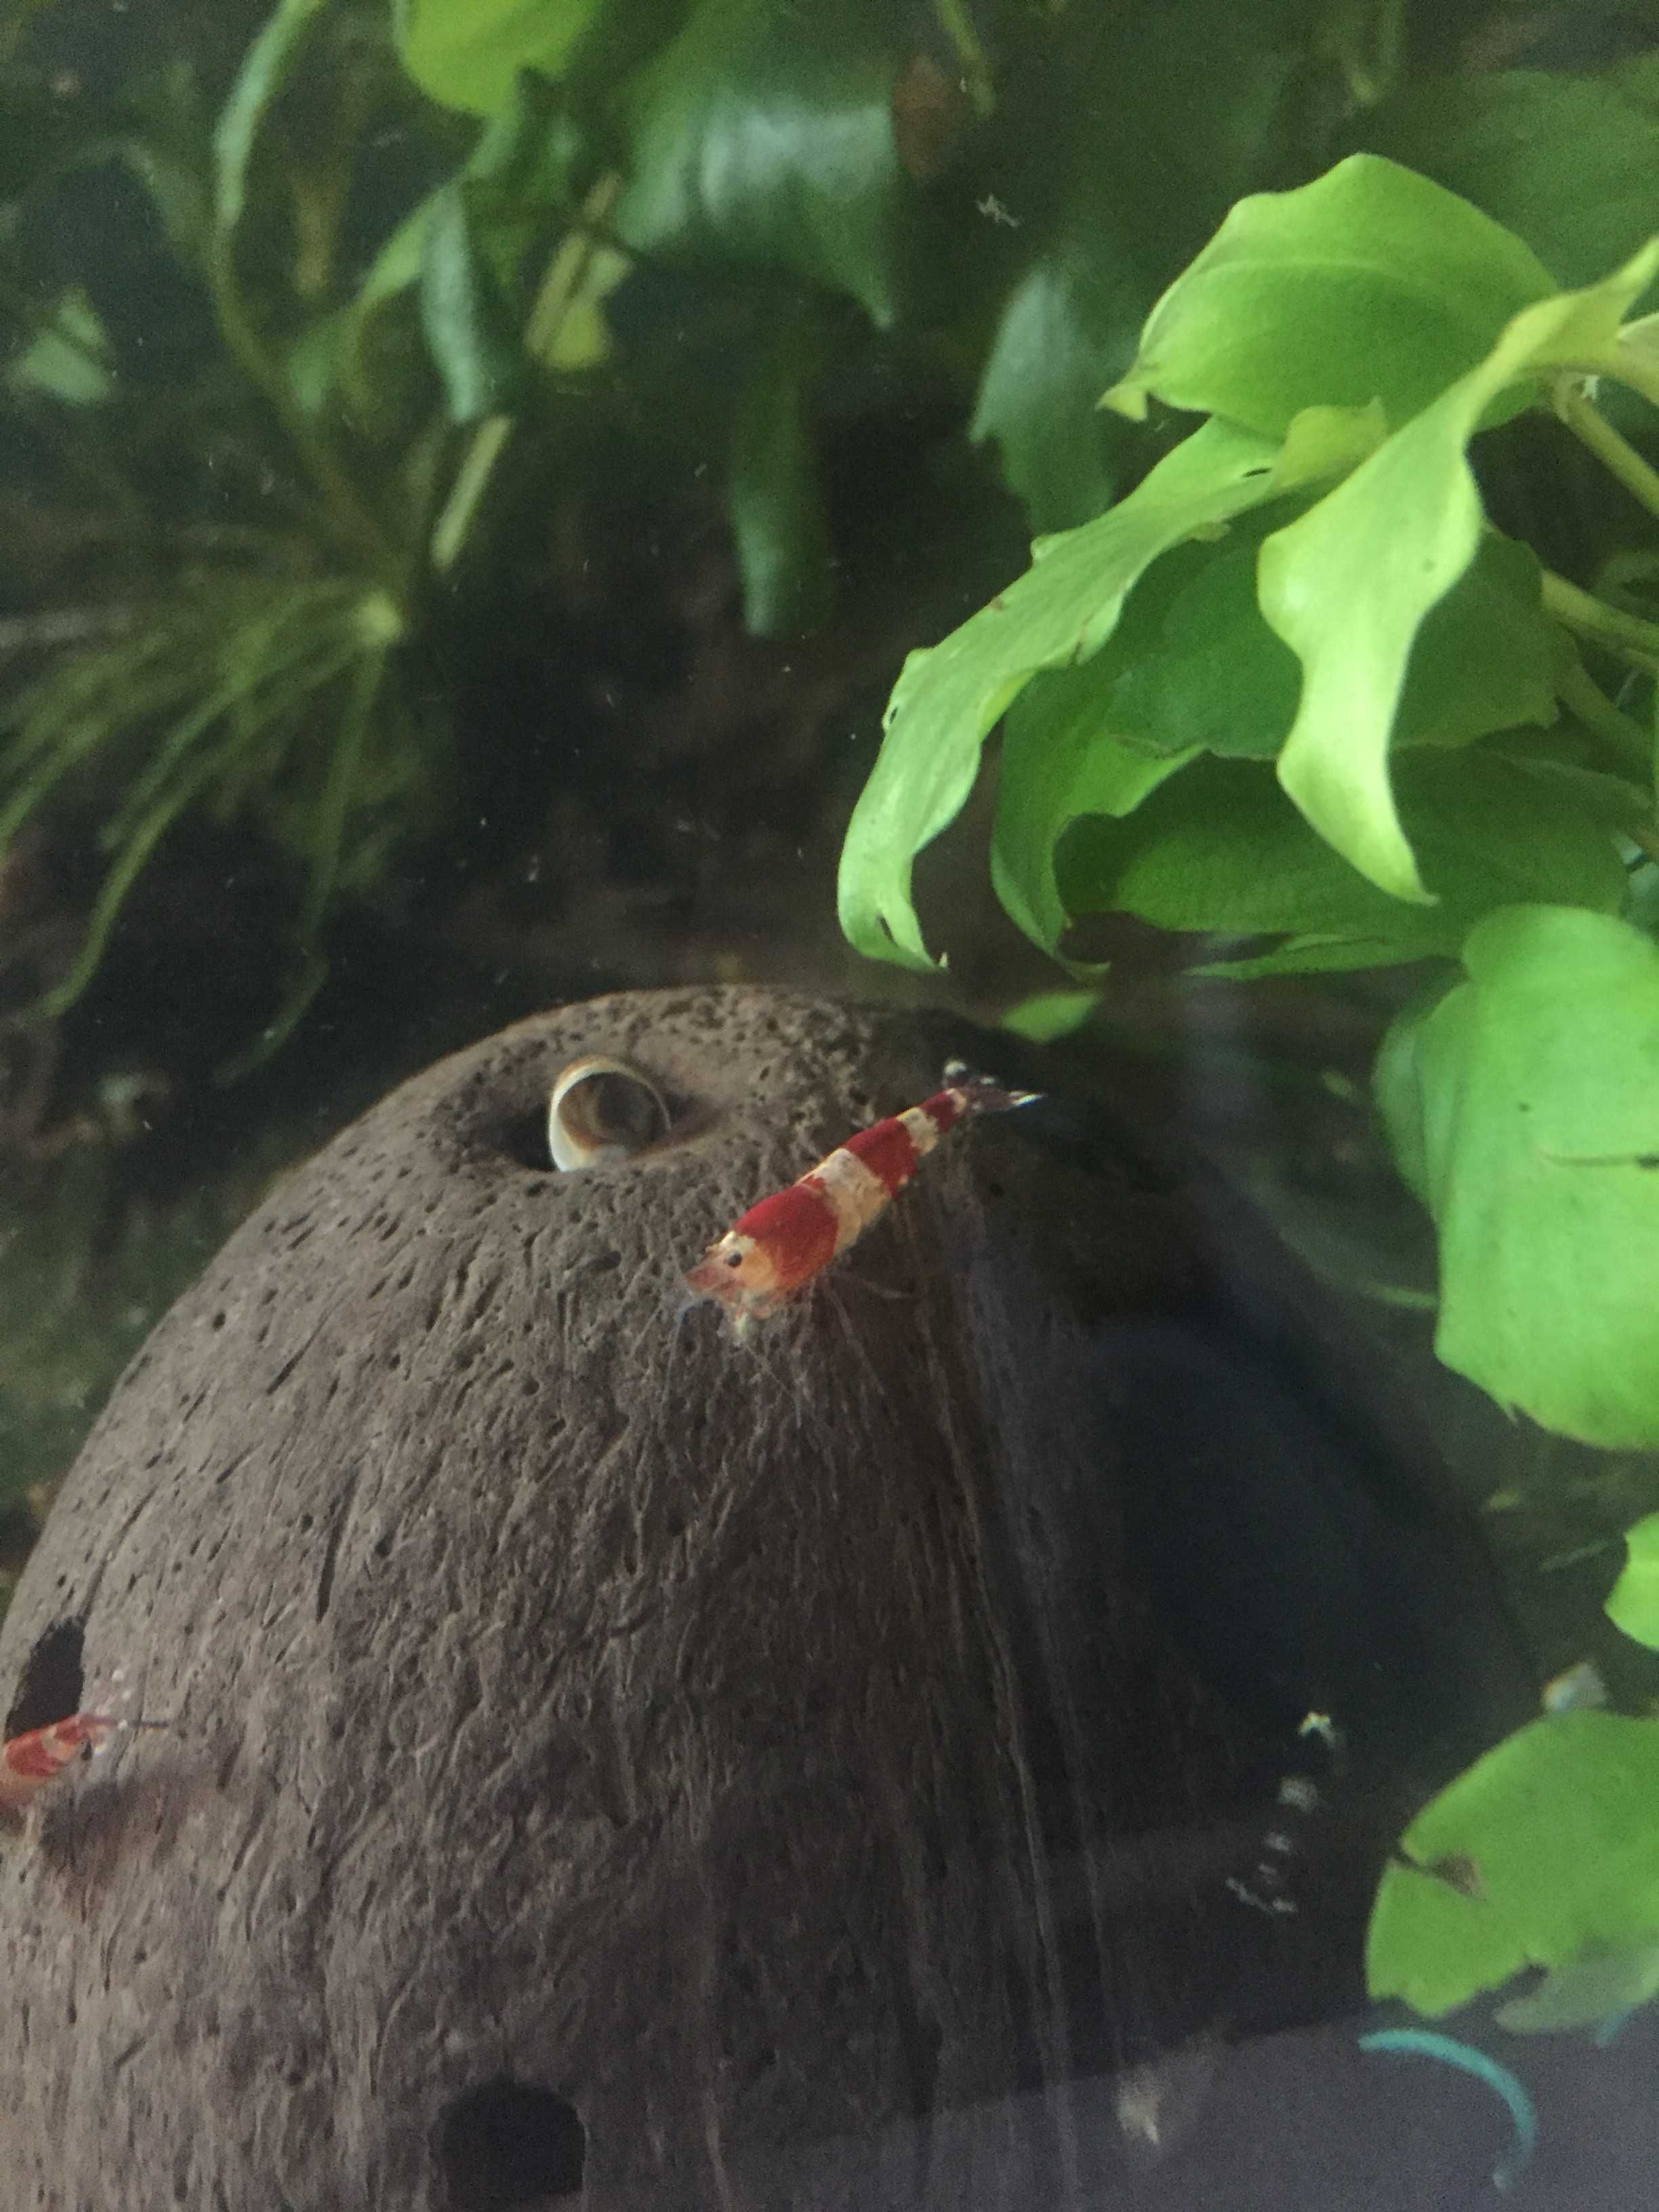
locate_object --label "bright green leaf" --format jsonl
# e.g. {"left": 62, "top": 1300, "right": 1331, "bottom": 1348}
{"left": 1606, "top": 1513, "right": 1659, "bottom": 1652}
{"left": 1376, "top": 904, "right": 1659, "bottom": 1447}
{"left": 839, "top": 416, "right": 1285, "bottom": 968}
{"left": 1367, "top": 1713, "right": 1659, "bottom": 2017}
{"left": 1261, "top": 238, "right": 1659, "bottom": 903}
{"left": 1103, "top": 155, "right": 1556, "bottom": 437}
{"left": 615, "top": 0, "right": 912, "bottom": 329}
{"left": 396, "top": 0, "right": 602, "bottom": 115}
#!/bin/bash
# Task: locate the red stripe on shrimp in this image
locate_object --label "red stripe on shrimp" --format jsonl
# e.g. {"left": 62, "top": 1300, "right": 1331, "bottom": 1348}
{"left": 841, "top": 1113, "right": 922, "bottom": 1195}
{"left": 0, "top": 1712, "right": 115, "bottom": 1809}
{"left": 730, "top": 1183, "right": 841, "bottom": 1290}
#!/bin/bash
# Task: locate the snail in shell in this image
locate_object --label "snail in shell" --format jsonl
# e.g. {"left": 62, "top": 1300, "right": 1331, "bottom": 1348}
{"left": 546, "top": 1057, "right": 671, "bottom": 1172}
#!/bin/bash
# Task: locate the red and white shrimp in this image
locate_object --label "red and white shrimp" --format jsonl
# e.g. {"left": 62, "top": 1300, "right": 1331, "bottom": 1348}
{"left": 0, "top": 1668, "right": 161, "bottom": 1813}
{"left": 685, "top": 1059, "right": 1039, "bottom": 1331}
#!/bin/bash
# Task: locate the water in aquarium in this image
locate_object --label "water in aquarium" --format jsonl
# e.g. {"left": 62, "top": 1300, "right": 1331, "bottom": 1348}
{"left": 1, "top": 1, "right": 1657, "bottom": 2206}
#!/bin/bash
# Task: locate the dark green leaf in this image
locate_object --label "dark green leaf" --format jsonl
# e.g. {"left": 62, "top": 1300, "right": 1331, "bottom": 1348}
{"left": 728, "top": 302, "right": 833, "bottom": 637}
{"left": 1052, "top": 750, "right": 1624, "bottom": 962}
{"left": 1349, "top": 71, "right": 1659, "bottom": 300}
{"left": 1102, "top": 506, "right": 1306, "bottom": 761}
{"left": 419, "top": 180, "right": 528, "bottom": 422}
{"left": 971, "top": 0, "right": 1316, "bottom": 529}
{"left": 1393, "top": 535, "right": 1556, "bottom": 748}
{"left": 213, "top": 0, "right": 333, "bottom": 244}
{"left": 970, "top": 238, "right": 1143, "bottom": 531}
{"left": 614, "top": 0, "right": 913, "bottom": 329}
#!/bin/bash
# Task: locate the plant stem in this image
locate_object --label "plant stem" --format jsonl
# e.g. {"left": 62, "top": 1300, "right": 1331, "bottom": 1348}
{"left": 1542, "top": 569, "right": 1659, "bottom": 668}
{"left": 1555, "top": 655, "right": 1654, "bottom": 779}
{"left": 1553, "top": 382, "right": 1659, "bottom": 525}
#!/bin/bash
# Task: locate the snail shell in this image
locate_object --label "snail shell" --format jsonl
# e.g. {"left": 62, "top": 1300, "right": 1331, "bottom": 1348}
{"left": 546, "top": 1057, "right": 671, "bottom": 1172}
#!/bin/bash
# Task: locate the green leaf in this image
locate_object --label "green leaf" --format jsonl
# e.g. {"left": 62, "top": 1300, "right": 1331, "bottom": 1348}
{"left": 1100, "top": 506, "right": 1305, "bottom": 760}
{"left": 1103, "top": 155, "right": 1557, "bottom": 437}
{"left": 839, "top": 416, "right": 1286, "bottom": 968}
{"left": 1495, "top": 1942, "right": 1659, "bottom": 2035}
{"left": 6, "top": 288, "right": 115, "bottom": 406}
{"left": 1367, "top": 1713, "right": 1659, "bottom": 2018}
{"left": 1350, "top": 72, "right": 1659, "bottom": 299}
{"left": 998, "top": 989, "right": 1102, "bottom": 1044}
{"left": 1051, "top": 749, "right": 1624, "bottom": 962}
{"left": 1376, "top": 905, "right": 1659, "bottom": 1448}
{"left": 728, "top": 304, "right": 833, "bottom": 638}
{"left": 970, "top": 0, "right": 1317, "bottom": 529}
{"left": 396, "top": 0, "right": 603, "bottom": 115}
{"left": 1391, "top": 535, "right": 1556, "bottom": 748}
{"left": 1261, "top": 239, "right": 1659, "bottom": 902}
{"left": 971, "top": 238, "right": 1144, "bottom": 532}
{"left": 614, "top": 0, "right": 912, "bottom": 329}
{"left": 419, "top": 180, "right": 528, "bottom": 422}
{"left": 213, "top": 0, "right": 332, "bottom": 243}
{"left": 1606, "top": 1513, "right": 1659, "bottom": 1652}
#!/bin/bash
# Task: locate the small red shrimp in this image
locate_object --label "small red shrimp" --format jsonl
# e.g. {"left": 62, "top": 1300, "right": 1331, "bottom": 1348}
{"left": 0, "top": 1668, "right": 163, "bottom": 1812}
{"left": 0, "top": 1710, "right": 121, "bottom": 1811}
{"left": 686, "top": 1059, "right": 1039, "bottom": 1331}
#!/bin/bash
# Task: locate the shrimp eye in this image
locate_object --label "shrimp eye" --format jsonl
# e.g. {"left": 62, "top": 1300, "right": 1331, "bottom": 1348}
{"left": 724, "top": 1251, "right": 743, "bottom": 1269}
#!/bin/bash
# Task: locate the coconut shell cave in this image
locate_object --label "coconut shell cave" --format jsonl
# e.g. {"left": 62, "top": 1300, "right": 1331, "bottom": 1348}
{"left": 0, "top": 986, "right": 1532, "bottom": 2209}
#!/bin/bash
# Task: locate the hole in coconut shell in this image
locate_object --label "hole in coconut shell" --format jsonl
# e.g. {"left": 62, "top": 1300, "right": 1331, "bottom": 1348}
{"left": 6, "top": 1616, "right": 85, "bottom": 1739}
{"left": 439, "top": 2078, "right": 587, "bottom": 2207}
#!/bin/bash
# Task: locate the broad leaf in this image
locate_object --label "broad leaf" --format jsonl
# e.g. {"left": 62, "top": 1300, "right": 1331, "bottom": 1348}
{"left": 1368, "top": 1713, "right": 1659, "bottom": 2018}
{"left": 1103, "top": 155, "right": 1555, "bottom": 436}
{"left": 1376, "top": 904, "right": 1659, "bottom": 1447}
{"left": 1261, "top": 239, "right": 1659, "bottom": 901}
{"left": 396, "top": 0, "right": 603, "bottom": 115}
{"left": 971, "top": 0, "right": 1311, "bottom": 529}
{"left": 839, "top": 416, "right": 1285, "bottom": 966}
{"left": 1351, "top": 72, "right": 1659, "bottom": 298}
{"left": 615, "top": 0, "right": 914, "bottom": 329}
{"left": 971, "top": 236, "right": 1145, "bottom": 531}
{"left": 1606, "top": 1513, "right": 1659, "bottom": 1652}
{"left": 1100, "top": 523, "right": 1554, "bottom": 764}
{"left": 1045, "top": 750, "right": 1624, "bottom": 963}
